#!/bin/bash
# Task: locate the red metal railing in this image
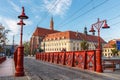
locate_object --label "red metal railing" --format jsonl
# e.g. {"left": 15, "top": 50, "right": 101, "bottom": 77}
{"left": 36, "top": 50, "right": 97, "bottom": 72}
{"left": 53, "top": 52, "right": 59, "bottom": 64}
{"left": 74, "top": 51, "right": 86, "bottom": 69}
{"left": 14, "top": 47, "right": 18, "bottom": 69}
{"left": 58, "top": 52, "right": 65, "bottom": 65}
{"left": 0, "top": 56, "right": 6, "bottom": 64}
{"left": 65, "top": 52, "right": 74, "bottom": 67}
{"left": 86, "top": 50, "right": 96, "bottom": 71}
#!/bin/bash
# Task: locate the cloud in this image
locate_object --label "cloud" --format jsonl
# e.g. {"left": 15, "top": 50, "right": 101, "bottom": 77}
{"left": 1, "top": 18, "right": 19, "bottom": 35}
{"left": 8, "top": 1, "right": 21, "bottom": 13}
{"left": 0, "top": 17, "right": 31, "bottom": 35}
{"left": 43, "top": 0, "right": 72, "bottom": 16}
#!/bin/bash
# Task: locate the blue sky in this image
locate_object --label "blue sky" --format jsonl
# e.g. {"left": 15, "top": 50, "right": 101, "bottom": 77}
{"left": 0, "top": 0, "right": 120, "bottom": 45}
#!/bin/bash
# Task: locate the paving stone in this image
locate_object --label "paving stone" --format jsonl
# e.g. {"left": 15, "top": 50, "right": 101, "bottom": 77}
{"left": 24, "top": 57, "right": 120, "bottom": 80}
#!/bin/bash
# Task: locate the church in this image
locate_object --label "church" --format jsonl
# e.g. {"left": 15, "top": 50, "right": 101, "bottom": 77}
{"left": 30, "top": 17, "right": 106, "bottom": 54}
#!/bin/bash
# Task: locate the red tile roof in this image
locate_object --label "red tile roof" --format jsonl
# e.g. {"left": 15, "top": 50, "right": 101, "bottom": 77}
{"left": 103, "top": 39, "right": 118, "bottom": 48}
{"left": 43, "top": 30, "right": 106, "bottom": 43}
{"left": 68, "top": 31, "right": 105, "bottom": 43}
{"left": 33, "top": 27, "right": 60, "bottom": 37}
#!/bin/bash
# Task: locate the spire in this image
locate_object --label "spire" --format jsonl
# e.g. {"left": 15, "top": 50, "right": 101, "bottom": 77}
{"left": 50, "top": 17, "right": 54, "bottom": 30}
{"left": 84, "top": 26, "right": 87, "bottom": 35}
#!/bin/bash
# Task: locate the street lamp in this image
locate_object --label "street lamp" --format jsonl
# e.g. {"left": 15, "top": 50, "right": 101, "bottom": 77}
{"left": 89, "top": 18, "right": 109, "bottom": 49}
{"left": 15, "top": 7, "right": 28, "bottom": 76}
{"left": 89, "top": 18, "right": 110, "bottom": 72}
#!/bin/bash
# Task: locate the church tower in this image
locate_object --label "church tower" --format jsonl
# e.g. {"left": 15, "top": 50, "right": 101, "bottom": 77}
{"left": 50, "top": 17, "right": 54, "bottom": 30}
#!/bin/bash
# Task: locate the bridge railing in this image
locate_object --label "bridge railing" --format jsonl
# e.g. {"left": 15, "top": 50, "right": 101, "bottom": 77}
{"left": 0, "top": 56, "right": 6, "bottom": 64}
{"left": 36, "top": 50, "right": 96, "bottom": 71}
{"left": 14, "top": 47, "right": 18, "bottom": 69}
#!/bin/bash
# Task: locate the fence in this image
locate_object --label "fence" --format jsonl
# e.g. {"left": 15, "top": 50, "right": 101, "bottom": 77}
{"left": 14, "top": 47, "right": 18, "bottom": 69}
{"left": 36, "top": 50, "right": 97, "bottom": 71}
{"left": 0, "top": 56, "right": 6, "bottom": 64}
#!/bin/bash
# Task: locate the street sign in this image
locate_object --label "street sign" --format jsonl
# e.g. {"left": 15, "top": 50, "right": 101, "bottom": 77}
{"left": 116, "top": 41, "right": 120, "bottom": 50}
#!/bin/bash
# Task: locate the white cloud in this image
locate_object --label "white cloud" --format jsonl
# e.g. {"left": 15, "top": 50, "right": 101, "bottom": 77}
{"left": 0, "top": 15, "right": 33, "bottom": 36}
{"left": 2, "top": 18, "right": 19, "bottom": 35}
{"left": 0, "top": 16, "right": 33, "bottom": 44}
{"left": 8, "top": 1, "right": 21, "bottom": 13}
{"left": 43, "top": 0, "right": 72, "bottom": 16}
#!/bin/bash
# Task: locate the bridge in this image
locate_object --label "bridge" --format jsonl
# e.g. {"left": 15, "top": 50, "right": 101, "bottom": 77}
{"left": 0, "top": 56, "right": 120, "bottom": 80}
{"left": 0, "top": 48, "right": 120, "bottom": 80}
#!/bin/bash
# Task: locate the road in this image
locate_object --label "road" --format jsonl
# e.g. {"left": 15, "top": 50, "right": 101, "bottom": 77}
{"left": 24, "top": 57, "right": 119, "bottom": 80}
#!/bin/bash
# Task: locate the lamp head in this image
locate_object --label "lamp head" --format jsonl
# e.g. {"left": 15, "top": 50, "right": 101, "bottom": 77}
{"left": 102, "top": 20, "right": 110, "bottom": 29}
{"left": 18, "top": 7, "right": 28, "bottom": 19}
{"left": 17, "top": 19, "right": 25, "bottom": 25}
{"left": 89, "top": 26, "right": 95, "bottom": 32}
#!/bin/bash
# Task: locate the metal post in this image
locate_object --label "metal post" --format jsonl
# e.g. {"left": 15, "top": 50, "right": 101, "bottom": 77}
{"left": 20, "top": 21, "right": 23, "bottom": 46}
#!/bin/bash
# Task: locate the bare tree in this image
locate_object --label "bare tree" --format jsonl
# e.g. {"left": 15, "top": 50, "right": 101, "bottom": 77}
{"left": 0, "top": 24, "right": 10, "bottom": 52}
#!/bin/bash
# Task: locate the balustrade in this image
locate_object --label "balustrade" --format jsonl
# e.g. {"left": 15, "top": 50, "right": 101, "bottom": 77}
{"left": 36, "top": 50, "right": 97, "bottom": 71}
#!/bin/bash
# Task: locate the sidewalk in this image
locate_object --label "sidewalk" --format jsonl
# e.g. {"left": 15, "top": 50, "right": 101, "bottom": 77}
{"left": 0, "top": 58, "right": 14, "bottom": 77}
{"left": 0, "top": 58, "right": 28, "bottom": 80}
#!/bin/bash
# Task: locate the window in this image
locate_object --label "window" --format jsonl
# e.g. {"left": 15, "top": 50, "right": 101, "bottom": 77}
{"left": 65, "top": 43, "right": 66, "bottom": 45}
{"left": 73, "top": 47, "right": 75, "bottom": 51}
{"left": 77, "top": 43, "right": 79, "bottom": 46}
{"left": 105, "top": 50, "right": 106, "bottom": 52}
{"left": 59, "top": 48, "right": 61, "bottom": 51}
{"left": 73, "top": 43, "right": 75, "bottom": 46}
{"left": 105, "top": 53, "right": 107, "bottom": 56}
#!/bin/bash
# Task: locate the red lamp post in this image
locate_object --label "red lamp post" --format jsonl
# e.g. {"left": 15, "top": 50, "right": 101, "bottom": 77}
{"left": 15, "top": 7, "right": 28, "bottom": 76}
{"left": 89, "top": 18, "right": 110, "bottom": 72}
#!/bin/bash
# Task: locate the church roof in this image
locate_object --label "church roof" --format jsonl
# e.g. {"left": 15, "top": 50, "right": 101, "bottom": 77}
{"left": 33, "top": 27, "right": 60, "bottom": 37}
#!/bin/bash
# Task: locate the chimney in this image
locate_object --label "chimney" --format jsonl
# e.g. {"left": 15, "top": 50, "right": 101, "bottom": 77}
{"left": 50, "top": 17, "right": 54, "bottom": 30}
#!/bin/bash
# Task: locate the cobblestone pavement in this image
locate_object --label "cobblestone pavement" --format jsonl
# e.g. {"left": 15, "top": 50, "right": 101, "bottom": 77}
{"left": 0, "top": 58, "right": 28, "bottom": 80}
{"left": 24, "top": 57, "right": 119, "bottom": 80}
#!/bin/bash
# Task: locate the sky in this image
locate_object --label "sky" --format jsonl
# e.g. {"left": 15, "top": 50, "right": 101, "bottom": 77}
{"left": 0, "top": 0, "right": 120, "bottom": 45}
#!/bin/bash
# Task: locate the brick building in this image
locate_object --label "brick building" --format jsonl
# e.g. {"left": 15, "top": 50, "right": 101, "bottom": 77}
{"left": 30, "top": 17, "right": 106, "bottom": 54}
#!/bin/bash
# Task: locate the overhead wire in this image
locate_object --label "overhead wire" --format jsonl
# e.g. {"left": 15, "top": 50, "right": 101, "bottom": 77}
{"left": 28, "top": 0, "right": 61, "bottom": 40}
{"left": 73, "top": 0, "right": 120, "bottom": 30}
{"left": 37, "top": 0, "right": 61, "bottom": 26}
{"left": 56, "top": 0, "right": 93, "bottom": 27}
{"left": 108, "top": 14, "right": 120, "bottom": 21}
{"left": 110, "top": 21, "right": 120, "bottom": 26}
{"left": 107, "top": 14, "right": 120, "bottom": 26}
{"left": 58, "top": 0, "right": 109, "bottom": 27}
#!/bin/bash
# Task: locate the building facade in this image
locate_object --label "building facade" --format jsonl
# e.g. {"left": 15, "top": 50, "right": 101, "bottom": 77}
{"left": 102, "top": 39, "right": 120, "bottom": 57}
{"left": 30, "top": 18, "right": 106, "bottom": 54}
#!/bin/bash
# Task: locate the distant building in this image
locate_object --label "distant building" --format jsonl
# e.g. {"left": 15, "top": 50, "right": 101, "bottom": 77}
{"left": 30, "top": 17, "right": 106, "bottom": 54}
{"left": 102, "top": 39, "right": 120, "bottom": 57}
{"left": 4, "top": 44, "right": 18, "bottom": 56}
